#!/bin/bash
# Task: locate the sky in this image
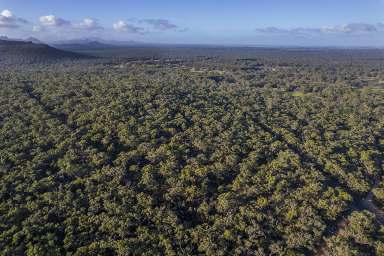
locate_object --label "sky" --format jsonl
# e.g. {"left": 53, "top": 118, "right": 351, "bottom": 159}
{"left": 0, "top": 0, "right": 383, "bottom": 46}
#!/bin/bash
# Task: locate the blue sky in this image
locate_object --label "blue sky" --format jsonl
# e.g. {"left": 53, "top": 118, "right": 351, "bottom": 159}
{"left": 0, "top": 0, "right": 383, "bottom": 46}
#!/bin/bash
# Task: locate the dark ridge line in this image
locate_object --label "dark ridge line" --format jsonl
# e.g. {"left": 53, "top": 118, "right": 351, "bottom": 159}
{"left": 21, "top": 81, "right": 170, "bottom": 177}
{"left": 242, "top": 99, "right": 364, "bottom": 254}
{"left": 252, "top": 112, "right": 345, "bottom": 190}
{"left": 20, "top": 82, "right": 86, "bottom": 173}
{"left": 253, "top": 114, "right": 384, "bottom": 256}
{"left": 248, "top": 113, "right": 357, "bottom": 247}
{"left": 21, "top": 80, "right": 197, "bottom": 240}
{"left": 22, "top": 82, "right": 72, "bottom": 128}
{"left": 236, "top": 93, "right": 363, "bottom": 253}
{"left": 21, "top": 82, "right": 125, "bottom": 168}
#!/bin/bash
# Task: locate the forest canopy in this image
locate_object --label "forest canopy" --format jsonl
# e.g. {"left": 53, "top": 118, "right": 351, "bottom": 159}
{"left": 0, "top": 48, "right": 384, "bottom": 255}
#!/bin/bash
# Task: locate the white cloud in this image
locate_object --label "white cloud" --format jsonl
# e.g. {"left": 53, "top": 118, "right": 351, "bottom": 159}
{"left": 113, "top": 20, "right": 144, "bottom": 33}
{"left": 77, "top": 18, "right": 103, "bottom": 30}
{"left": 0, "top": 9, "right": 28, "bottom": 28}
{"left": 321, "top": 23, "right": 378, "bottom": 33}
{"left": 39, "top": 15, "right": 70, "bottom": 27}
{"left": 1, "top": 10, "right": 12, "bottom": 18}
{"left": 113, "top": 20, "right": 127, "bottom": 31}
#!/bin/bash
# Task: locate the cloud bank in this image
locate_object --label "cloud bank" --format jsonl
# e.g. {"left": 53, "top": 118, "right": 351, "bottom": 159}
{"left": 113, "top": 18, "right": 185, "bottom": 33}
{"left": 256, "top": 23, "right": 384, "bottom": 35}
{"left": 0, "top": 9, "right": 184, "bottom": 38}
{"left": 0, "top": 9, "right": 382, "bottom": 45}
{"left": 140, "top": 19, "right": 179, "bottom": 31}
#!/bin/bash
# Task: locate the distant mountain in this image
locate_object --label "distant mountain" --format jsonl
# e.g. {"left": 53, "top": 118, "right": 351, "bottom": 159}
{"left": 53, "top": 40, "right": 114, "bottom": 50}
{"left": 101, "top": 39, "right": 146, "bottom": 46}
{"left": 50, "top": 37, "right": 102, "bottom": 45}
{"left": 0, "top": 39, "right": 91, "bottom": 64}
{"left": 0, "top": 35, "right": 45, "bottom": 44}
{"left": 52, "top": 38, "right": 147, "bottom": 47}
{"left": 24, "top": 37, "right": 44, "bottom": 44}
{"left": 0, "top": 36, "right": 10, "bottom": 41}
{"left": 0, "top": 35, "right": 23, "bottom": 41}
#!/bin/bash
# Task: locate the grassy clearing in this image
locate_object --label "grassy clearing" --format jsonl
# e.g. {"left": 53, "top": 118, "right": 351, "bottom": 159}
{"left": 291, "top": 91, "right": 309, "bottom": 97}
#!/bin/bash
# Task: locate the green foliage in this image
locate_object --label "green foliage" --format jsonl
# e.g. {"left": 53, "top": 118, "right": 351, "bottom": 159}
{"left": 0, "top": 49, "right": 384, "bottom": 255}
